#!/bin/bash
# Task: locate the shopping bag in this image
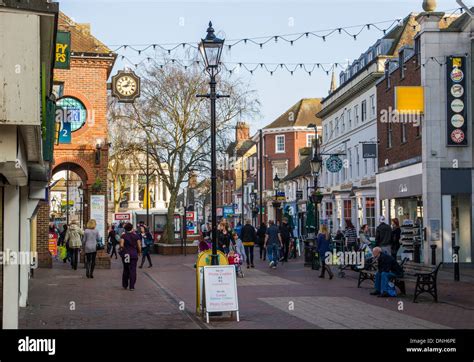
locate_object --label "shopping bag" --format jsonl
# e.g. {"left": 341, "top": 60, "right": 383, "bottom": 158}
{"left": 59, "top": 245, "right": 67, "bottom": 260}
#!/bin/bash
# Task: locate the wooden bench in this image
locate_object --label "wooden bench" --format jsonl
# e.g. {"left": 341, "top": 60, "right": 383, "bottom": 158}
{"left": 357, "top": 257, "right": 407, "bottom": 288}
{"left": 357, "top": 258, "right": 443, "bottom": 303}
{"left": 393, "top": 260, "right": 443, "bottom": 303}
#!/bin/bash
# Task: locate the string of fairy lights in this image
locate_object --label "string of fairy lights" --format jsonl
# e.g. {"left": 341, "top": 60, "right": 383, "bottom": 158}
{"left": 79, "top": 7, "right": 466, "bottom": 77}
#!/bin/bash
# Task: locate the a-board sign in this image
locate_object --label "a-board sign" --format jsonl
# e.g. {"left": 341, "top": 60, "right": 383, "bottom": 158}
{"left": 203, "top": 265, "right": 239, "bottom": 321}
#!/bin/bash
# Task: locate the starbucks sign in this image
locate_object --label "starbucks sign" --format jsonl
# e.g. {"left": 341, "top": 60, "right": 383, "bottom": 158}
{"left": 326, "top": 155, "right": 343, "bottom": 173}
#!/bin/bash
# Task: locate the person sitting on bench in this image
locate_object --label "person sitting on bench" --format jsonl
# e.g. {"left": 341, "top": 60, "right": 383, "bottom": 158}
{"left": 370, "top": 247, "right": 403, "bottom": 297}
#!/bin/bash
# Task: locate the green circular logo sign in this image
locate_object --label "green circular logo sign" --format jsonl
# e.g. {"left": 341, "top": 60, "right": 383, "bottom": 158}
{"left": 326, "top": 155, "right": 343, "bottom": 173}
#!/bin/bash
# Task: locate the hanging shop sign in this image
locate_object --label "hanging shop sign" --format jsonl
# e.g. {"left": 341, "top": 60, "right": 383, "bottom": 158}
{"left": 55, "top": 31, "right": 71, "bottom": 69}
{"left": 446, "top": 56, "right": 468, "bottom": 146}
{"left": 326, "top": 155, "right": 343, "bottom": 173}
{"left": 296, "top": 190, "right": 303, "bottom": 200}
{"left": 362, "top": 143, "right": 377, "bottom": 159}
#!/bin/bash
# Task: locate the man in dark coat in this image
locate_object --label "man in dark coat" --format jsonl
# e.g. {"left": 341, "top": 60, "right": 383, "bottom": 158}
{"left": 370, "top": 247, "right": 403, "bottom": 297}
{"left": 375, "top": 216, "right": 392, "bottom": 255}
{"left": 279, "top": 217, "right": 292, "bottom": 262}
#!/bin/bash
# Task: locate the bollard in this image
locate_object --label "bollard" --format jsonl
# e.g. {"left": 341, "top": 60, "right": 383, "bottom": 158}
{"left": 453, "top": 246, "right": 460, "bottom": 282}
{"left": 414, "top": 242, "right": 421, "bottom": 263}
{"left": 430, "top": 244, "right": 437, "bottom": 266}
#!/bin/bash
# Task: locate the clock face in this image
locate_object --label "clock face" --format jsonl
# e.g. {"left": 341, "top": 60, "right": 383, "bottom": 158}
{"left": 116, "top": 75, "right": 137, "bottom": 96}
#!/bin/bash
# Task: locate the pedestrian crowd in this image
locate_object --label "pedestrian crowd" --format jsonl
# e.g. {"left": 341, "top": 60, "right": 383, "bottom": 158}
{"left": 199, "top": 217, "right": 298, "bottom": 271}
{"left": 54, "top": 219, "right": 154, "bottom": 291}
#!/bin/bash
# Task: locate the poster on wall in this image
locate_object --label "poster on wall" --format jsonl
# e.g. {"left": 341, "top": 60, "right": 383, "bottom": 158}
{"left": 90, "top": 195, "right": 105, "bottom": 243}
{"left": 446, "top": 56, "right": 468, "bottom": 146}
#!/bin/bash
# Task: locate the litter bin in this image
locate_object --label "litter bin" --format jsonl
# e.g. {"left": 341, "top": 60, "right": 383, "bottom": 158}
{"left": 304, "top": 239, "right": 314, "bottom": 267}
{"left": 311, "top": 248, "right": 320, "bottom": 270}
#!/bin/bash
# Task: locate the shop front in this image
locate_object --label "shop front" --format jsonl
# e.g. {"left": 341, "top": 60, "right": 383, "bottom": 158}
{"left": 441, "top": 169, "right": 472, "bottom": 264}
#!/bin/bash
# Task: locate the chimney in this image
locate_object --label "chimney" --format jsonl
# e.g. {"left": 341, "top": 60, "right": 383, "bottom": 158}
{"left": 235, "top": 122, "right": 250, "bottom": 143}
{"left": 329, "top": 70, "right": 337, "bottom": 93}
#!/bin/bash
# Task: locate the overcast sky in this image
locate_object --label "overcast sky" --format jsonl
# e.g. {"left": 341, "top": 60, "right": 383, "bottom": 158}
{"left": 60, "top": 0, "right": 462, "bottom": 135}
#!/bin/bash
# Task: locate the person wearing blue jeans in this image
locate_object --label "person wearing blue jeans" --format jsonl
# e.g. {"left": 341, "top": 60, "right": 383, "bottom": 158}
{"left": 264, "top": 220, "right": 282, "bottom": 269}
{"left": 370, "top": 247, "right": 403, "bottom": 297}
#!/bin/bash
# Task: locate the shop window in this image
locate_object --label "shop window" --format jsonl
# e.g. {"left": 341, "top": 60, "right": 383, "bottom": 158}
{"left": 365, "top": 197, "right": 376, "bottom": 236}
{"left": 343, "top": 200, "right": 352, "bottom": 223}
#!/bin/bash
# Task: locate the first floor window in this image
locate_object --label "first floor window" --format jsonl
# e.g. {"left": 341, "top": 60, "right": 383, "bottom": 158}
{"left": 276, "top": 135, "right": 285, "bottom": 153}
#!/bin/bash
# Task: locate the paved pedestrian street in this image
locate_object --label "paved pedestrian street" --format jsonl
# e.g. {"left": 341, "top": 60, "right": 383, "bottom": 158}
{"left": 19, "top": 253, "right": 474, "bottom": 329}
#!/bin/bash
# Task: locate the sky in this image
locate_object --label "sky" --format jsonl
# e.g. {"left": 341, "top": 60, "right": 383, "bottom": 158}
{"left": 59, "top": 0, "right": 462, "bottom": 135}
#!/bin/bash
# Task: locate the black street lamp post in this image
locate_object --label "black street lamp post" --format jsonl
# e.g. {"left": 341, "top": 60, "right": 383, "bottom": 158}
{"left": 308, "top": 123, "right": 322, "bottom": 234}
{"left": 272, "top": 174, "right": 281, "bottom": 223}
{"left": 198, "top": 22, "right": 228, "bottom": 266}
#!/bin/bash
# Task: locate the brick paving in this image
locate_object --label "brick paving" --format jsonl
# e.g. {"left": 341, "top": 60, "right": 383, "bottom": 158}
{"left": 19, "top": 251, "right": 474, "bottom": 329}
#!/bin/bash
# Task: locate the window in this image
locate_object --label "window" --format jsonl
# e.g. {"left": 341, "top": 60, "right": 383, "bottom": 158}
{"left": 364, "top": 159, "right": 368, "bottom": 174}
{"left": 415, "top": 36, "right": 421, "bottom": 67}
{"left": 387, "top": 122, "right": 393, "bottom": 148}
{"left": 325, "top": 202, "right": 334, "bottom": 233}
{"left": 324, "top": 125, "right": 328, "bottom": 141}
{"left": 401, "top": 122, "right": 407, "bottom": 143}
{"left": 370, "top": 95, "right": 375, "bottom": 118}
{"left": 355, "top": 146, "right": 360, "bottom": 177}
{"left": 56, "top": 97, "right": 87, "bottom": 132}
{"left": 329, "top": 121, "right": 333, "bottom": 139}
{"left": 273, "top": 161, "right": 288, "bottom": 178}
{"left": 306, "top": 134, "right": 316, "bottom": 147}
{"left": 348, "top": 148, "right": 352, "bottom": 179}
{"left": 365, "top": 197, "right": 376, "bottom": 236}
{"left": 341, "top": 113, "right": 345, "bottom": 133}
{"left": 355, "top": 105, "right": 359, "bottom": 125}
{"left": 361, "top": 100, "right": 367, "bottom": 122}
{"left": 416, "top": 122, "right": 421, "bottom": 138}
{"left": 335, "top": 118, "right": 339, "bottom": 136}
{"left": 347, "top": 109, "right": 352, "bottom": 129}
{"left": 343, "top": 200, "right": 352, "bottom": 224}
{"left": 275, "top": 135, "right": 285, "bottom": 153}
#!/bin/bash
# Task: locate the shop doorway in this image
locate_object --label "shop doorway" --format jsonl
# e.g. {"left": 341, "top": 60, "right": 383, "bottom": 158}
{"left": 442, "top": 194, "right": 472, "bottom": 263}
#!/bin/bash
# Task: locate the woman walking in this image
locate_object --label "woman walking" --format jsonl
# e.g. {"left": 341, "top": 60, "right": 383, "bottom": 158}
{"left": 317, "top": 225, "right": 333, "bottom": 279}
{"left": 64, "top": 220, "right": 83, "bottom": 270}
{"left": 108, "top": 225, "right": 119, "bottom": 259}
{"left": 83, "top": 219, "right": 100, "bottom": 278}
{"left": 240, "top": 219, "right": 256, "bottom": 268}
{"left": 139, "top": 225, "right": 153, "bottom": 268}
{"left": 391, "top": 218, "right": 401, "bottom": 259}
{"left": 257, "top": 222, "right": 267, "bottom": 261}
{"left": 119, "top": 223, "right": 141, "bottom": 291}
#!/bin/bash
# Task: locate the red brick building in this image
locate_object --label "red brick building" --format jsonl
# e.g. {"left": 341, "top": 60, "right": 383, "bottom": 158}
{"left": 36, "top": 13, "right": 116, "bottom": 268}
{"left": 253, "top": 98, "right": 322, "bottom": 222}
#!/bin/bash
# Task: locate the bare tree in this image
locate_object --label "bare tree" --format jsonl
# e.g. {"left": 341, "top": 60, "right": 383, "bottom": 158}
{"left": 114, "top": 64, "right": 259, "bottom": 242}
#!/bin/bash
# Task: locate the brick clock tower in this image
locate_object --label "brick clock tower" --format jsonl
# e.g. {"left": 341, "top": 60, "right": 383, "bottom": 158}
{"left": 36, "top": 13, "right": 116, "bottom": 268}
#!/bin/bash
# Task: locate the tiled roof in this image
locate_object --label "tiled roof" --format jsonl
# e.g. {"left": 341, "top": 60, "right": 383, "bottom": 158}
{"left": 58, "top": 12, "right": 112, "bottom": 54}
{"left": 226, "top": 140, "right": 255, "bottom": 156}
{"left": 442, "top": 8, "right": 473, "bottom": 32}
{"left": 264, "top": 98, "right": 322, "bottom": 129}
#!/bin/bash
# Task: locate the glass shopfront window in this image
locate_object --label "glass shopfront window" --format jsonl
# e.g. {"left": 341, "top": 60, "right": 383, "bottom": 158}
{"left": 365, "top": 197, "right": 376, "bottom": 236}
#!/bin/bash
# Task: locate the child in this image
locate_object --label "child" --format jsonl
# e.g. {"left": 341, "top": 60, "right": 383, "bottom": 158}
{"left": 231, "top": 232, "right": 246, "bottom": 264}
